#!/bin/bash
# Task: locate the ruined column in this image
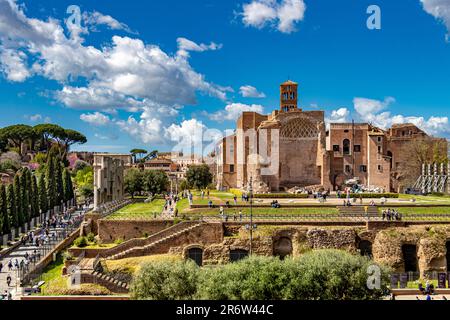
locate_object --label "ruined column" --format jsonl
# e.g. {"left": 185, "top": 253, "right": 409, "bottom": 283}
{"left": 427, "top": 163, "right": 433, "bottom": 194}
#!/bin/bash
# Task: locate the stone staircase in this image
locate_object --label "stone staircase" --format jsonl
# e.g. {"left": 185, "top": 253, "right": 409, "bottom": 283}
{"left": 102, "top": 221, "right": 204, "bottom": 260}
{"left": 338, "top": 206, "right": 379, "bottom": 218}
{"left": 81, "top": 271, "right": 129, "bottom": 294}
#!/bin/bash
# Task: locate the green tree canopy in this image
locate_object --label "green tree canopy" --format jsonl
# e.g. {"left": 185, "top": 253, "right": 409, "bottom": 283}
{"left": 130, "top": 259, "right": 199, "bottom": 300}
{"left": 13, "top": 172, "right": 23, "bottom": 226}
{"left": 74, "top": 166, "right": 93, "bottom": 200}
{"left": 130, "top": 149, "right": 148, "bottom": 163}
{"left": 61, "top": 129, "right": 87, "bottom": 150}
{"left": 33, "top": 124, "right": 66, "bottom": 151}
{"left": 54, "top": 160, "right": 64, "bottom": 205}
{"left": 0, "top": 124, "right": 34, "bottom": 154}
{"left": 131, "top": 250, "right": 391, "bottom": 301}
{"left": 63, "top": 168, "right": 74, "bottom": 202}
{"left": 124, "top": 168, "right": 143, "bottom": 198}
{"left": 31, "top": 175, "right": 39, "bottom": 218}
{"left": 186, "top": 164, "right": 212, "bottom": 190}
{"left": 46, "top": 156, "right": 57, "bottom": 210}
{"left": 20, "top": 168, "right": 30, "bottom": 224}
{"left": 0, "top": 184, "right": 9, "bottom": 235}
{"left": 6, "top": 184, "right": 17, "bottom": 229}
{"left": 38, "top": 173, "right": 48, "bottom": 214}
{"left": 142, "top": 170, "right": 169, "bottom": 195}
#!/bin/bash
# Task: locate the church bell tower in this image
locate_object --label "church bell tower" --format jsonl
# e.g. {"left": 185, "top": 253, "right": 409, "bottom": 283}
{"left": 280, "top": 80, "right": 299, "bottom": 112}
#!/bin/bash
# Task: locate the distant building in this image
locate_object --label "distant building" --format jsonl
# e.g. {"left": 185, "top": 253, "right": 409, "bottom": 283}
{"left": 68, "top": 151, "right": 95, "bottom": 167}
{"left": 216, "top": 81, "right": 447, "bottom": 193}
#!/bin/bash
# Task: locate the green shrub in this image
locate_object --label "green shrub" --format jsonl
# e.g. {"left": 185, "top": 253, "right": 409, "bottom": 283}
{"left": 130, "top": 260, "right": 199, "bottom": 300}
{"left": 254, "top": 193, "right": 309, "bottom": 199}
{"left": 87, "top": 233, "right": 95, "bottom": 242}
{"left": 338, "top": 193, "right": 399, "bottom": 199}
{"left": 74, "top": 236, "right": 88, "bottom": 248}
{"left": 62, "top": 251, "right": 74, "bottom": 262}
{"left": 131, "top": 250, "right": 391, "bottom": 300}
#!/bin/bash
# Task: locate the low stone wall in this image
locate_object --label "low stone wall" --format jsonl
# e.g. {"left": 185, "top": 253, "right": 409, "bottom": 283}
{"left": 98, "top": 220, "right": 175, "bottom": 243}
{"left": 142, "top": 222, "right": 223, "bottom": 256}
{"left": 306, "top": 228, "right": 358, "bottom": 252}
{"left": 190, "top": 204, "right": 338, "bottom": 209}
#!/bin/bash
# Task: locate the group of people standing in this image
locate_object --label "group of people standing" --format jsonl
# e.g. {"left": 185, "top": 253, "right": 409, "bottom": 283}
{"left": 382, "top": 208, "right": 402, "bottom": 221}
{"left": 164, "top": 193, "right": 180, "bottom": 217}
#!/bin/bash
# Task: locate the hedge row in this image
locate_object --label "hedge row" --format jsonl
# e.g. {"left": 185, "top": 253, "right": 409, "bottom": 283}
{"left": 254, "top": 193, "right": 309, "bottom": 199}
{"left": 230, "top": 189, "right": 309, "bottom": 199}
{"left": 338, "top": 193, "right": 399, "bottom": 199}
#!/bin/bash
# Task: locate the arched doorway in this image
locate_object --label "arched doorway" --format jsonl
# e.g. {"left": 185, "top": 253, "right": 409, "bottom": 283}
{"left": 359, "top": 240, "right": 373, "bottom": 258}
{"left": 230, "top": 249, "right": 249, "bottom": 262}
{"left": 273, "top": 237, "right": 293, "bottom": 259}
{"left": 187, "top": 248, "right": 203, "bottom": 267}
{"left": 402, "top": 244, "right": 418, "bottom": 273}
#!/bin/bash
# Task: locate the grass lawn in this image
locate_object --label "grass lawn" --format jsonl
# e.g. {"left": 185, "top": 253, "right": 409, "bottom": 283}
{"left": 399, "top": 194, "right": 450, "bottom": 204}
{"left": 176, "top": 198, "right": 190, "bottom": 213}
{"left": 107, "top": 199, "right": 166, "bottom": 220}
{"left": 380, "top": 207, "right": 450, "bottom": 215}
{"left": 187, "top": 207, "right": 339, "bottom": 216}
{"left": 37, "top": 254, "right": 112, "bottom": 296}
{"left": 406, "top": 280, "right": 439, "bottom": 289}
{"left": 103, "top": 254, "right": 182, "bottom": 276}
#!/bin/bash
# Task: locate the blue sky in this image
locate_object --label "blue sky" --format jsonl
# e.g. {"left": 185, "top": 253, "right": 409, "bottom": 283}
{"left": 0, "top": 0, "right": 449, "bottom": 154}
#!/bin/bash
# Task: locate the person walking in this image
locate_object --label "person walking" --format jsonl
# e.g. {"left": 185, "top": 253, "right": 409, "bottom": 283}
{"left": 0, "top": 262, "right": 3, "bottom": 273}
{"left": 6, "top": 274, "right": 12, "bottom": 287}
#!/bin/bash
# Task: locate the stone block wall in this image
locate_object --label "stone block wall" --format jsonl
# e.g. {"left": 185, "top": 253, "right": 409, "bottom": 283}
{"left": 98, "top": 220, "right": 174, "bottom": 243}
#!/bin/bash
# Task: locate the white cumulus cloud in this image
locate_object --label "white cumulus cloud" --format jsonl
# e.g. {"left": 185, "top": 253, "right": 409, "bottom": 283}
{"left": 241, "top": 0, "right": 306, "bottom": 33}
{"left": 421, "top": 0, "right": 450, "bottom": 36}
{"left": 239, "top": 85, "right": 266, "bottom": 98}
{"left": 209, "top": 103, "right": 265, "bottom": 122}
{"left": 83, "top": 11, "right": 136, "bottom": 34}
{"left": 0, "top": 0, "right": 231, "bottom": 146}
{"left": 80, "top": 112, "right": 111, "bottom": 126}
{"left": 353, "top": 96, "right": 449, "bottom": 136}
{"left": 326, "top": 108, "right": 350, "bottom": 124}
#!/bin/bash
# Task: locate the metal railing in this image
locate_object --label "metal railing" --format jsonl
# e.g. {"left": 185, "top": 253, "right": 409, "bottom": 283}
{"left": 17, "top": 209, "right": 87, "bottom": 286}
{"left": 96, "top": 199, "right": 133, "bottom": 218}
{"left": 179, "top": 212, "right": 450, "bottom": 223}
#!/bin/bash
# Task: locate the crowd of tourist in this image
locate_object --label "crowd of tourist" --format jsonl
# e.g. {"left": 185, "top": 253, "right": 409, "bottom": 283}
{"left": 164, "top": 193, "right": 180, "bottom": 217}
{"left": 0, "top": 205, "right": 86, "bottom": 300}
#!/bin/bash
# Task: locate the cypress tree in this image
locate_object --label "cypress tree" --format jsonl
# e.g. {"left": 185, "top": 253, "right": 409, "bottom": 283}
{"left": 0, "top": 184, "right": 8, "bottom": 235}
{"left": 31, "top": 175, "right": 39, "bottom": 218}
{"left": 13, "top": 172, "right": 23, "bottom": 226}
{"left": 20, "top": 169, "right": 30, "bottom": 224}
{"left": 69, "top": 171, "right": 75, "bottom": 201}
{"left": 7, "top": 184, "right": 17, "bottom": 229}
{"left": 55, "top": 160, "right": 64, "bottom": 206}
{"left": 38, "top": 173, "right": 48, "bottom": 214}
{"left": 46, "top": 156, "right": 56, "bottom": 211}
{"left": 63, "top": 168, "right": 73, "bottom": 203}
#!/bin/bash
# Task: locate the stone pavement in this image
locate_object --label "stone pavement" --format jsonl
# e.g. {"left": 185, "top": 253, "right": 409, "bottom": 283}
{"left": 0, "top": 209, "right": 86, "bottom": 300}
